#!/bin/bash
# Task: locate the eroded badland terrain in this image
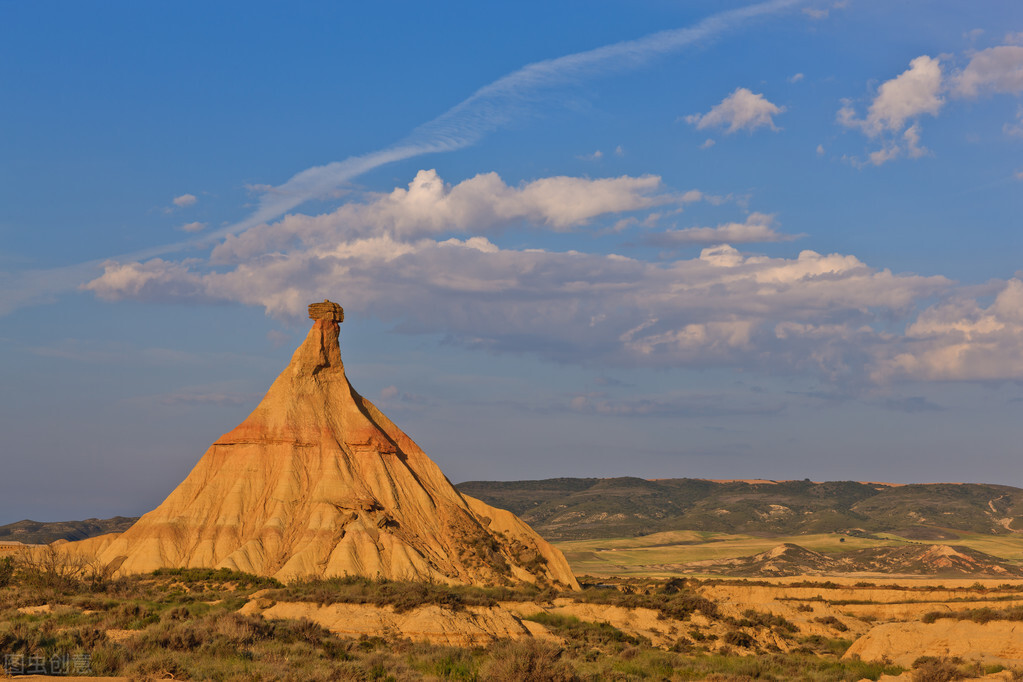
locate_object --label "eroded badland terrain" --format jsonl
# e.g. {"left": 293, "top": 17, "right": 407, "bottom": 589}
{"left": 3, "top": 303, "right": 1022, "bottom": 680}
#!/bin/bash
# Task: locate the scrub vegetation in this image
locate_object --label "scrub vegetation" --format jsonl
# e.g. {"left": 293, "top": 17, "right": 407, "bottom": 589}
{"left": 0, "top": 556, "right": 932, "bottom": 681}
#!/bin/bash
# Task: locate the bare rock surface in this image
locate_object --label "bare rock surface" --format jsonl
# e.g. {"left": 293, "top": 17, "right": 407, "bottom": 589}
{"left": 72, "top": 302, "right": 576, "bottom": 588}
{"left": 844, "top": 620, "right": 1023, "bottom": 665}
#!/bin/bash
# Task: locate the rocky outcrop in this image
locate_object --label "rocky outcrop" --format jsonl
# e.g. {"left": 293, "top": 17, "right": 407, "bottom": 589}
{"left": 844, "top": 620, "right": 1023, "bottom": 666}
{"left": 74, "top": 301, "right": 577, "bottom": 588}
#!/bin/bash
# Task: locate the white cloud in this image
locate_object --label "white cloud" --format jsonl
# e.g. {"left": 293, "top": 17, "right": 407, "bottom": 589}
{"left": 614, "top": 145, "right": 625, "bottom": 156}
{"left": 83, "top": 171, "right": 957, "bottom": 382}
{"left": 685, "top": 88, "right": 785, "bottom": 134}
{"left": 83, "top": 237, "right": 951, "bottom": 380}
{"left": 84, "top": 169, "right": 1023, "bottom": 386}
{"left": 874, "top": 279, "right": 1023, "bottom": 382}
{"left": 180, "top": 221, "right": 206, "bottom": 233}
{"left": 578, "top": 150, "right": 603, "bottom": 161}
{"left": 841, "top": 45, "right": 1023, "bottom": 159}
{"left": 902, "top": 123, "right": 928, "bottom": 158}
{"left": 839, "top": 56, "right": 944, "bottom": 136}
{"left": 866, "top": 144, "right": 899, "bottom": 167}
{"left": 953, "top": 45, "right": 1023, "bottom": 98}
{"left": 209, "top": 169, "right": 676, "bottom": 262}
{"left": 838, "top": 56, "right": 944, "bottom": 164}
{"left": 699, "top": 138, "right": 716, "bottom": 149}
{"left": 816, "top": 144, "right": 825, "bottom": 155}
{"left": 789, "top": 73, "right": 805, "bottom": 83}
{"left": 803, "top": 7, "right": 828, "bottom": 19}
{"left": 86, "top": 240, "right": 940, "bottom": 366}
{"left": 172, "top": 193, "right": 197, "bottom": 208}
{"left": 864, "top": 122, "right": 931, "bottom": 166}
{"left": 641, "top": 213, "right": 796, "bottom": 246}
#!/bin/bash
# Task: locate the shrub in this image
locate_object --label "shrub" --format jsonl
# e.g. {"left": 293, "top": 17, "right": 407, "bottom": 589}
{"left": 412, "top": 645, "right": 479, "bottom": 680}
{"left": 670, "top": 636, "right": 693, "bottom": 652}
{"left": 572, "top": 586, "right": 719, "bottom": 620}
{"left": 722, "top": 629, "right": 754, "bottom": 648}
{"left": 107, "top": 602, "right": 159, "bottom": 630}
{"left": 813, "top": 615, "right": 849, "bottom": 632}
{"left": 920, "top": 606, "right": 1023, "bottom": 625}
{"left": 14, "top": 545, "right": 92, "bottom": 591}
{"left": 151, "top": 567, "right": 283, "bottom": 590}
{"left": 911, "top": 656, "right": 967, "bottom": 682}
{"left": 737, "top": 609, "right": 799, "bottom": 633}
{"left": 267, "top": 575, "right": 545, "bottom": 613}
{"left": 481, "top": 639, "right": 579, "bottom": 682}
{"left": 0, "top": 557, "right": 12, "bottom": 588}
{"left": 523, "top": 612, "right": 646, "bottom": 647}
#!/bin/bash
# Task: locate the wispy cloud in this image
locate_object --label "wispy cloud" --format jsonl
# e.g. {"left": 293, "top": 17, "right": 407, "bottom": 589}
{"left": 0, "top": 0, "right": 804, "bottom": 317}
{"left": 206, "top": 0, "right": 801, "bottom": 246}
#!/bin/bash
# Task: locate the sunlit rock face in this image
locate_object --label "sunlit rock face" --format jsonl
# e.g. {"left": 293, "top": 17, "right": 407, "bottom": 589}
{"left": 78, "top": 300, "right": 577, "bottom": 588}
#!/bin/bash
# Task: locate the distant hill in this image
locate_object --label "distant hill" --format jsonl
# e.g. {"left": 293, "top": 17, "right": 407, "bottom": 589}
{"left": 9, "top": 477, "right": 1023, "bottom": 548}
{"left": 456, "top": 477, "right": 1023, "bottom": 541}
{"left": 684, "top": 542, "right": 1023, "bottom": 577}
{"left": 0, "top": 517, "right": 138, "bottom": 544}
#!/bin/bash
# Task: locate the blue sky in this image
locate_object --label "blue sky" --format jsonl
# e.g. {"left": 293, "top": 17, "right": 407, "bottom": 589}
{"left": 2, "top": 0, "right": 1022, "bottom": 522}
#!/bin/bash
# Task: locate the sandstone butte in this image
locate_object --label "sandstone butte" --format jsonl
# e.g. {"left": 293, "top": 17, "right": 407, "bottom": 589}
{"left": 71, "top": 300, "right": 578, "bottom": 589}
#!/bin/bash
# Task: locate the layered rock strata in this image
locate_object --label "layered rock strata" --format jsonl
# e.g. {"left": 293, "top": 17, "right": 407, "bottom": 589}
{"left": 77, "top": 301, "right": 577, "bottom": 588}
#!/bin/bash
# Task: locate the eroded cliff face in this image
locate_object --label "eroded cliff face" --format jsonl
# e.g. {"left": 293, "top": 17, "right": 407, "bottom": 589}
{"left": 79, "top": 309, "right": 577, "bottom": 589}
